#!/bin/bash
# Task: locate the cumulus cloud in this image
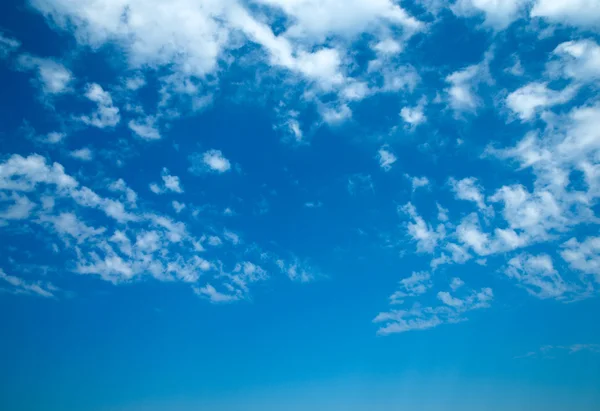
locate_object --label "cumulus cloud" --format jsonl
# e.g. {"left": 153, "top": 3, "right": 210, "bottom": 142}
{"left": 80, "top": 83, "right": 120, "bottom": 128}
{"left": 189, "top": 149, "right": 231, "bottom": 174}
{"left": 70, "top": 147, "right": 93, "bottom": 161}
{"left": 400, "top": 97, "right": 427, "bottom": 128}
{"left": 453, "top": 0, "right": 529, "bottom": 29}
{"left": 506, "top": 82, "right": 578, "bottom": 121}
{"left": 377, "top": 145, "right": 397, "bottom": 171}
{"left": 530, "top": 0, "right": 600, "bottom": 29}
{"left": 17, "top": 54, "right": 73, "bottom": 95}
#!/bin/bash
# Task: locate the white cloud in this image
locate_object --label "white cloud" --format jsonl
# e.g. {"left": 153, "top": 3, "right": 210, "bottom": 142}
{"left": 148, "top": 169, "right": 184, "bottom": 194}
{"left": 531, "top": 0, "right": 600, "bottom": 29}
{"left": 377, "top": 146, "right": 397, "bottom": 171}
{"left": 389, "top": 271, "right": 432, "bottom": 304}
{"left": 70, "top": 147, "right": 93, "bottom": 161}
{"left": 450, "top": 277, "right": 465, "bottom": 291}
{"left": 172, "top": 200, "right": 186, "bottom": 213}
{"left": 505, "top": 253, "right": 574, "bottom": 300}
{"left": 128, "top": 116, "right": 161, "bottom": 140}
{"left": 193, "top": 283, "right": 241, "bottom": 303}
{"left": 0, "top": 193, "right": 35, "bottom": 221}
{"left": 561, "top": 237, "right": 600, "bottom": 283}
{"left": 321, "top": 103, "right": 352, "bottom": 124}
{"left": 0, "top": 269, "right": 57, "bottom": 298}
{"left": 445, "top": 53, "right": 491, "bottom": 114}
{"left": 161, "top": 169, "right": 183, "bottom": 193}
{"left": 304, "top": 201, "right": 323, "bottom": 208}
{"left": 551, "top": 39, "right": 600, "bottom": 83}
{"left": 453, "top": 0, "right": 529, "bottom": 29}
{"left": 277, "top": 258, "right": 315, "bottom": 283}
{"left": 190, "top": 149, "right": 231, "bottom": 174}
{"left": 406, "top": 175, "right": 430, "bottom": 192}
{"left": 375, "top": 286, "right": 493, "bottom": 335}
{"left": 400, "top": 98, "right": 427, "bottom": 128}
{"left": 401, "top": 202, "right": 446, "bottom": 254}
{"left": 17, "top": 54, "right": 73, "bottom": 94}
{"left": 80, "top": 83, "right": 120, "bottom": 128}
{"left": 46, "top": 132, "right": 66, "bottom": 144}
{"left": 108, "top": 179, "right": 137, "bottom": 205}
{"left": 506, "top": 82, "right": 578, "bottom": 121}
{"left": 0, "top": 32, "right": 20, "bottom": 58}
{"left": 449, "top": 177, "right": 489, "bottom": 212}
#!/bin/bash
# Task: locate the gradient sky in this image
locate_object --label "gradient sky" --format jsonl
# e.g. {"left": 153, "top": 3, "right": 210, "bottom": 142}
{"left": 1, "top": 1, "right": 600, "bottom": 410}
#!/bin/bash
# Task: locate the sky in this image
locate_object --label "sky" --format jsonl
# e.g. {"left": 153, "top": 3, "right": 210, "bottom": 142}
{"left": 1, "top": 0, "right": 600, "bottom": 410}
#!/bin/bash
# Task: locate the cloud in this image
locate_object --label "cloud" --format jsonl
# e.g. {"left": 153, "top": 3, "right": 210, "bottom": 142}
{"left": 506, "top": 82, "right": 578, "bottom": 121}
{"left": 445, "top": 53, "right": 492, "bottom": 114}
{"left": 453, "top": 0, "right": 529, "bottom": 29}
{"left": 406, "top": 175, "right": 430, "bottom": 192}
{"left": 193, "top": 283, "right": 241, "bottom": 303}
{"left": 0, "top": 269, "right": 57, "bottom": 298}
{"left": 400, "top": 97, "right": 427, "bottom": 128}
{"left": 70, "top": 147, "right": 93, "bottom": 161}
{"left": 401, "top": 202, "right": 446, "bottom": 254}
{"left": 517, "top": 344, "right": 600, "bottom": 359}
{"left": 347, "top": 173, "right": 374, "bottom": 195}
{"left": 149, "top": 168, "right": 184, "bottom": 194}
{"left": 0, "top": 32, "right": 20, "bottom": 58}
{"left": 128, "top": 116, "right": 161, "bottom": 140}
{"left": 17, "top": 54, "right": 73, "bottom": 95}
{"left": 375, "top": 286, "right": 493, "bottom": 335}
{"left": 377, "top": 145, "right": 397, "bottom": 171}
{"left": 0, "top": 193, "right": 35, "bottom": 221}
{"left": 531, "top": 0, "right": 600, "bottom": 29}
{"left": 80, "top": 83, "right": 120, "bottom": 128}
{"left": 449, "top": 177, "right": 490, "bottom": 213}
{"left": 505, "top": 253, "right": 575, "bottom": 300}
{"left": 172, "top": 201, "right": 186, "bottom": 213}
{"left": 550, "top": 39, "right": 600, "bottom": 83}
{"left": 450, "top": 277, "right": 465, "bottom": 291}
{"left": 189, "top": 149, "right": 232, "bottom": 174}
{"left": 561, "top": 237, "right": 600, "bottom": 283}
{"left": 389, "top": 271, "right": 433, "bottom": 304}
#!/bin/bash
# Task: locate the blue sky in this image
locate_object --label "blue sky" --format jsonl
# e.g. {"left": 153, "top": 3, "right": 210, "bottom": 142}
{"left": 1, "top": 0, "right": 600, "bottom": 410}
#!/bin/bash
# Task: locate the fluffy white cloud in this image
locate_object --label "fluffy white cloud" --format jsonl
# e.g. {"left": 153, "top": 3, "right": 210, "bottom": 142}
{"left": 445, "top": 55, "right": 491, "bottom": 113}
{"left": 449, "top": 177, "right": 490, "bottom": 212}
{"left": 0, "top": 193, "right": 35, "bottom": 221}
{"left": 453, "top": 0, "right": 529, "bottom": 29}
{"left": 400, "top": 97, "right": 427, "bottom": 128}
{"left": 561, "top": 237, "right": 600, "bottom": 283}
{"left": 550, "top": 39, "right": 600, "bottom": 83}
{"left": 377, "top": 146, "right": 397, "bottom": 171}
{"left": 531, "top": 0, "right": 600, "bottom": 29}
{"left": 128, "top": 116, "right": 161, "bottom": 140}
{"left": 70, "top": 147, "right": 93, "bottom": 161}
{"left": 190, "top": 149, "right": 231, "bottom": 174}
{"left": 401, "top": 202, "right": 446, "bottom": 253}
{"left": 17, "top": 55, "right": 72, "bottom": 94}
{"left": 172, "top": 200, "right": 186, "bottom": 213}
{"left": 80, "top": 83, "right": 120, "bottom": 128}
{"left": 406, "top": 175, "right": 430, "bottom": 192}
{"left": 506, "top": 82, "right": 578, "bottom": 121}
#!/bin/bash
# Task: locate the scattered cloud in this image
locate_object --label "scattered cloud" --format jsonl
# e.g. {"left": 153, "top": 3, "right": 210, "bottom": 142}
{"left": 377, "top": 145, "right": 397, "bottom": 171}
{"left": 189, "top": 150, "right": 231, "bottom": 174}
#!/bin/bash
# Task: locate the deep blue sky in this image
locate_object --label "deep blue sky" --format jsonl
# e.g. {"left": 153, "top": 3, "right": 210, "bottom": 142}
{"left": 1, "top": 1, "right": 600, "bottom": 410}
